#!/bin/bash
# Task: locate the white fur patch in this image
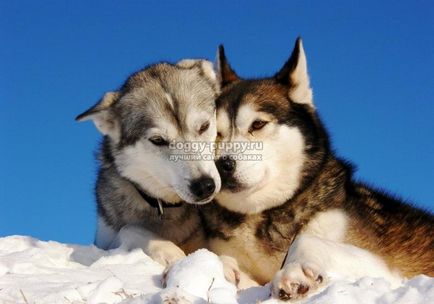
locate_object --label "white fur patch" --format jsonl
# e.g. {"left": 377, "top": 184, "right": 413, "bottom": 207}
{"left": 165, "top": 93, "right": 175, "bottom": 110}
{"left": 216, "top": 109, "right": 231, "bottom": 140}
{"left": 176, "top": 59, "right": 198, "bottom": 68}
{"left": 200, "top": 60, "right": 218, "bottom": 82}
{"left": 185, "top": 110, "right": 213, "bottom": 135}
{"left": 303, "top": 209, "right": 349, "bottom": 242}
{"left": 115, "top": 140, "right": 188, "bottom": 203}
{"left": 235, "top": 104, "right": 257, "bottom": 132}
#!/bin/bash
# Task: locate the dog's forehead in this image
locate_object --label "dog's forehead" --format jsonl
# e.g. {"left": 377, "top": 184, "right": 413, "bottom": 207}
{"left": 117, "top": 63, "right": 217, "bottom": 138}
{"left": 217, "top": 80, "right": 290, "bottom": 129}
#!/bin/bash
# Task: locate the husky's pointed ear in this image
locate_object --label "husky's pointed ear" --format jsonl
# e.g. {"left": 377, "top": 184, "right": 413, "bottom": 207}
{"left": 275, "top": 38, "right": 313, "bottom": 107}
{"left": 216, "top": 45, "right": 239, "bottom": 88}
{"left": 75, "top": 91, "right": 120, "bottom": 141}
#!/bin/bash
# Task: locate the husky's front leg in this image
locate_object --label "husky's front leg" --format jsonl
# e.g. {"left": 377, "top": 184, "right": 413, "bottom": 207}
{"left": 271, "top": 237, "right": 325, "bottom": 301}
{"left": 109, "top": 224, "right": 186, "bottom": 267}
{"left": 219, "top": 255, "right": 260, "bottom": 289}
{"left": 271, "top": 234, "right": 401, "bottom": 301}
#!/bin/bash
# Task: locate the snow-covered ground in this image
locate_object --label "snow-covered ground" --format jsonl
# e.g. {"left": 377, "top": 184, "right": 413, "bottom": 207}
{"left": 0, "top": 235, "right": 433, "bottom": 304}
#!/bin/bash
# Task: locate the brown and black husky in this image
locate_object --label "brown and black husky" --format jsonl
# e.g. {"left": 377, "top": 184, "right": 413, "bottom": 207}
{"left": 201, "top": 38, "right": 434, "bottom": 301}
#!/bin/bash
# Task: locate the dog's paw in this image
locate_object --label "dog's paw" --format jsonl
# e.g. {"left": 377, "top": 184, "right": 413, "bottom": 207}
{"left": 159, "top": 287, "right": 200, "bottom": 304}
{"left": 162, "top": 294, "right": 192, "bottom": 304}
{"left": 149, "top": 242, "right": 186, "bottom": 268}
{"left": 161, "top": 263, "right": 175, "bottom": 288}
{"left": 271, "top": 262, "right": 325, "bottom": 301}
{"left": 220, "top": 255, "right": 241, "bottom": 287}
{"left": 220, "top": 255, "right": 260, "bottom": 290}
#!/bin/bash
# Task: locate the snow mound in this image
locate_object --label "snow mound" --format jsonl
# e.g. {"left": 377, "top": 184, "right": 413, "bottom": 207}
{"left": 163, "top": 249, "right": 237, "bottom": 303}
{"left": 0, "top": 235, "right": 433, "bottom": 303}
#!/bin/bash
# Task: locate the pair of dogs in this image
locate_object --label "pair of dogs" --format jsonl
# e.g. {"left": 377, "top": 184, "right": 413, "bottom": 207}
{"left": 77, "top": 38, "right": 433, "bottom": 301}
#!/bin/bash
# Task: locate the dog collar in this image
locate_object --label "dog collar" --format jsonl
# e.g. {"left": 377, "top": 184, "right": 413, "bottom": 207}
{"left": 132, "top": 183, "right": 183, "bottom": 216}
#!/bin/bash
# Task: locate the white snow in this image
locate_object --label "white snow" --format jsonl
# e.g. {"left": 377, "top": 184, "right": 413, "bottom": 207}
{"left": 0, "top": 235, "right": 433, "bottom": 304}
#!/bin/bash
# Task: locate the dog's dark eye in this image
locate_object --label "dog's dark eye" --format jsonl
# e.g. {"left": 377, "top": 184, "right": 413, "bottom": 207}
{"left": 249, "top": 120, "right": 268, "bottom": 132}
{"left": 199, "top": 121, "right": 210, "bottom": 135}
{"left": 149, "top": 136, "right": 169, "bottom": 146}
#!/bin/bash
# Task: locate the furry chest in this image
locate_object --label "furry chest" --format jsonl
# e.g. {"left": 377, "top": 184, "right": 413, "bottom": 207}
{"left": 208, "top": 223, "right": 287, "bottom": 284}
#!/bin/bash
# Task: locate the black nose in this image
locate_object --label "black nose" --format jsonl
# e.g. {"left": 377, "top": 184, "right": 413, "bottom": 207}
{"left": 189, "top": 176, "right": 216, "bottom": 200}
{"left": 216, "top": 157, "right": 236, "bottom": 174}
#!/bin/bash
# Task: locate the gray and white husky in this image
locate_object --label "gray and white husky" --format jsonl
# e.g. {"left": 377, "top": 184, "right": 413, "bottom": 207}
{"left": 76, "top": 59, "right": 221, "bottom": 266}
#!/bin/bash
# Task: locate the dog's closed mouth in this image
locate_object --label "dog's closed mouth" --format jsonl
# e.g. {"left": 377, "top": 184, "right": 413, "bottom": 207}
{"left": 222, "top": 169, "right": 269, "bottom": 195}
{"left": 194, "top": 196, "right": 215, "bottom": 205}
{"left": 223, "top": 180, "right": 245, "bottom": 193}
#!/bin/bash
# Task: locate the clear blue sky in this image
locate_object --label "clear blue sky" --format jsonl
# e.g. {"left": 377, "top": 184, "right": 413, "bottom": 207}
{"left": 1, "top": 1, "right": 433, "bottom": 245}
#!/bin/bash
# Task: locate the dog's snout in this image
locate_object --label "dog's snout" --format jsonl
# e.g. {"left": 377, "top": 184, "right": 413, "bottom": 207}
{"left": 216, "top": 157, "right": 236, "bottom": 175}
{"left": 190, "top": 176, "right": 216, "bottom": 200}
